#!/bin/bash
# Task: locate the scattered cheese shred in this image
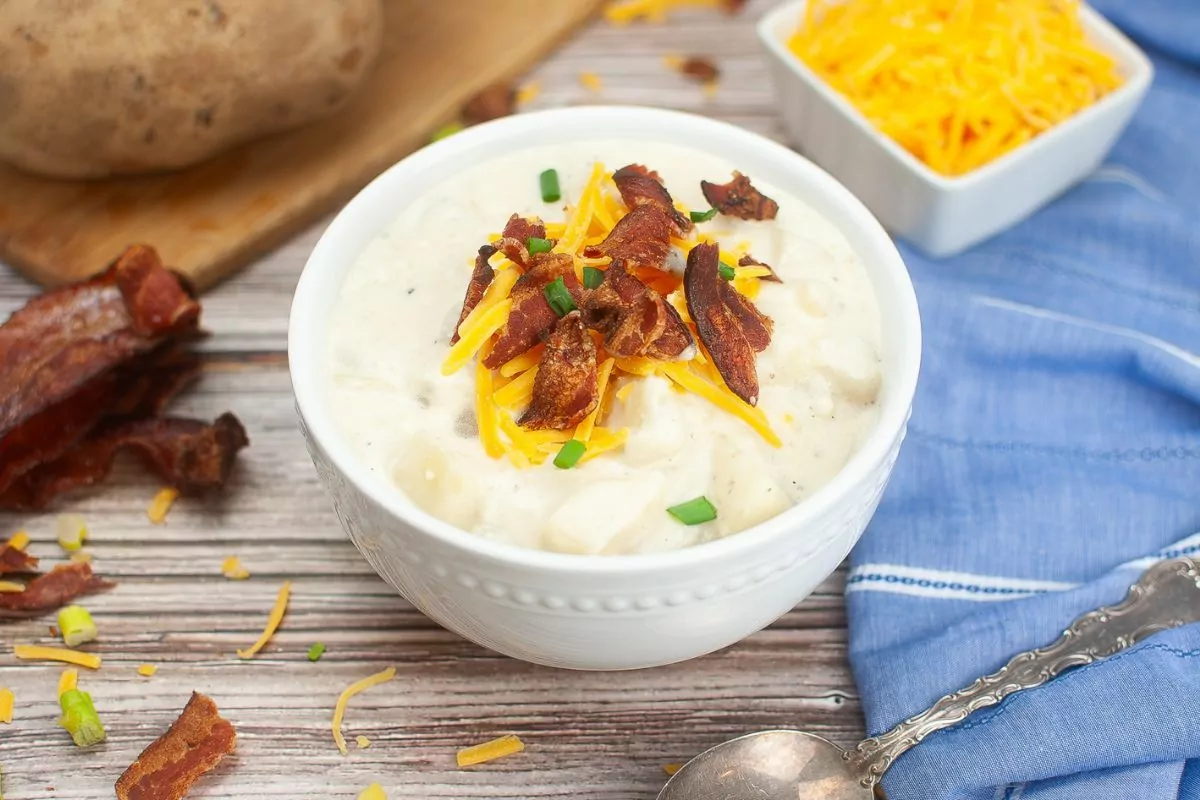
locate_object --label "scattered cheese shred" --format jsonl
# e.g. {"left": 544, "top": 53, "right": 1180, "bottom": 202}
{"left": 457, "top": 734, "right": 526, "bottom": 767}
{"left": 604, "top": 0, "right": 719, "bottom": 25}
{"left": 515, "top": 81, "right": 541, "bottom": 106}
{"left": 579, "top": 71, "right": 604, "bottom": 92}
{"left": 0, "top": 581, "right": 23, "bottom": 593}
{"left": 6, "top": 532, "right": 29, "bottom": 551}
{"left": 0, "top": 688, "right": 13, "bottom": 723}
{"left": 498, "top": 346, "right": 544, "bottom": 378}
{"left": 146, "top": 487, "right": 179, "bottom": 525}
{"left": 574, "top": 358, "right": 616, "bottom": 443}
{"left": 58, "top": 669, "right": 78, "bottom": 697}
{"left": 475, "top": 349, "right": 506, "bottom": 459}
{"left": 237, "top": 580, "right": 291, "bottom": 660}
{"left": 356, "top": 735, "right": 372, "bottom": 749}
{"left": 442, "top": 299, "right": 514, "bottom": 376}
{"left": 13, "top": 645, "right": 102, "bottom": 670}
{"left": 358, "top": 783, "right": 387, "bottom": 800}
{"left": 657, "top": 363, "right": 782, "bottom": 447}
{"left": 332, "top": 667, "right": 397, "bottom": 756}
{"left": 578, "top": 428, "right": 630, "bottom": 464}
{"left": 788, "top": 0, "right": 1124, "bottom": 176}
{"left": 493, "top": 366, "right": 539, "bottom": 409}
{"left": 137, "top": 664, "right": 158, "bottom": 678}
{"left": 663, "top": 762, "right": 684, "bottom": 775}
{"left": 222, "top": 556, "right": 250, "bottom": 580}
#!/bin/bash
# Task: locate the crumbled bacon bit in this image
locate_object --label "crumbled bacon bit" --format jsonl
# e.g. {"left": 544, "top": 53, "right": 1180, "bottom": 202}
{"left": 738, "top": 254, "right": 783, "bottom": 283}
{"left": 685, "top": 242, "right": 771, "bottom": 405}
{"left": 700, "top": 172, "right": 780, "bottom": 221}
{"left": 582, "top": 262, "right": 693, "bottom": 359}
{"left": 583, "top": 205, "right": 672, "bottom": 271}
{"left": 645, "top": 300, "right": 695, "bottom": 361}
{"left": 115, "top": 692, "right": 236, "bottom": 800}
{"left": 519, "top": 312, "right": 599, "bottom": 430}
{"left": 501, "top": 214, "right": 547, "bottom": 244}
{"left": 612, "top": 164, "right": 693, "bottom": 237}
{"left": 0, "top": 543, "right": 38, "bottom": 575}
{"left": 451, "top": 245, "right": 496, "bottom": 345}
{"left": 0, "top": 563, "right": 113, "bottom": 615}
{"left": 113, "top": 245, "right": 202, "bottom": 337}
{"left": 484, "top": 254, "right": 581, "bottom": 369}
{"left": 680, "top": 57, "right": 720, "bottom": 83}
{"left": 462, "top": 83, "right": 516, "bottom": 125}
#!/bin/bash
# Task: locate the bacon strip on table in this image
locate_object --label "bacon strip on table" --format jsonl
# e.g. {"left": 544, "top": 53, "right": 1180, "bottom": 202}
{"left": 484, "top": 253, "right": 582, "bottom": 369}
{"left": 0, "top": 543, "right": 38, "bottom": 575}
{"left": 738, "top": 254, "right": 783, "bottom": 283}
{"left": 612, "top": 164, "right": 693, "bottom": 237}
{"left": 700, "top": 172, "right": 779, "bottom": 221}
{"left": 583, "top": 205, "right": 672, "bottom": 271}
{"left": 116, "top": 692, "right": 237, "bottom": 800}
{"left": 0, "top": 414, "right": 249, "bottom": 511}
{"left": 0, "top": 563, "right": 114, "bottom": 615}
{"left": 685, "top": 242, "right": 773, "bottom": 405}
{"left": 451, "top": 245, "right": 497, "bottom": 345}
{"left": 519, "top": 312, "right": 599, "bottom": 430}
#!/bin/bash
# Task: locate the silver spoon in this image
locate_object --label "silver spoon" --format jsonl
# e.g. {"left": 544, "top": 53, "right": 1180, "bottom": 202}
{"left": 659, "top": 556, "right": 1200, "bottom": 800}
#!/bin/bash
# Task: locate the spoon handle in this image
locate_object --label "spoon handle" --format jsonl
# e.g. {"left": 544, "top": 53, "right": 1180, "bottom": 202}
{"left": 845, "top": 556, "right": 1200, "bottom": 788}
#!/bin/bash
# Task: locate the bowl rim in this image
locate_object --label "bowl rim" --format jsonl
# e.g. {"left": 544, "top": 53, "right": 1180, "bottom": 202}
{"left": 756, "top": 0, "right": 1155, "bottom": 190}
{"left": 289, "top": 105, "right": 921, "bottom": 575}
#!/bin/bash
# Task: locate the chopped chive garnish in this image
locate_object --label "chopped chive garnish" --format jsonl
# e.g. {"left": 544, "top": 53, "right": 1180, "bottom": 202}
{"left": 430, "top": 121, "right": 464, "bottom": 142}
{"left": 57, "top": 605, "right": 97, "bottom": 648}
{"left": 527, "top": 237, "right": 553, "bottom": 255}
{"left": 544, "top": 276, "right": 577, "bottom": 316}
{"left": 58, "top": 689, "right": 105, "bottom": 747}
{"left": 582, "top": 266, "right": 605, "bottom": 289}
{"left": 690, "top": 207, "right": 719, "bottom": 223}
{"left": 667, "top": 496, "right": 718, "bottom": 525}
{"left": 718, "top": 261, "right": 737, "bottom": 281}
{"left": 539, "top": 168, "right": 562, "bottom": 203}
{"left": 553, "top": 439, "right": 587, "bottom": 469}
{"left": 307, "top": 642, "right": 327, "bottom": 662}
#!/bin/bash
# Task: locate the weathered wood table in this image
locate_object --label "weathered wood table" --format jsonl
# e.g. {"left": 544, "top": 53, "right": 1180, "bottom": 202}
{"left": 0, "top": 3, "right": 865, "bottom": 797}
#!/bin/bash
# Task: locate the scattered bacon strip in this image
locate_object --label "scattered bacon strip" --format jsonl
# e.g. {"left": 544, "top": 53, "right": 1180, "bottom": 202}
{"left": 0, "top": 563, "right": 113, "bottom": 615}
{"left": 0, "top": 414, "right": 249, "bottom": 511}
{"left": 583, "top": 205, "right": 672, "bottom": 271}
{"left": 685, "top": 242, "right": 770, "bottom": 405}
{"left": 484, "top": 254, "right": 581, "bottom": 369}
{"left": 680, "top": 57, "right": 720, "bottom": 83}
{"left": 519, "top": 312, "right": 599, "bottom": 430}
{"left": 115, "top": 691, "right": 237, "bottom": 800}
{"left": 110, "top": 348, "right": 203, "bottom": 420}
{"left": 114, "top": 245, "right": 202, "bottom": 337}
{"left": 700, "top": 172, "right": 779, "bottom": 221}
{"left": 0, "top": 544, "right": 38, "bottom": 575}
{"left": 612, "top": 164, "right": 693, "bottom": 236}
{"left": 463, "top": 83, "right": 516, "bottom": 125}
{"left": 738, "top": 254, "right": 783, "bottom": 283}
{"left": 451, "top": 245, "right": 496, "bottom": 345}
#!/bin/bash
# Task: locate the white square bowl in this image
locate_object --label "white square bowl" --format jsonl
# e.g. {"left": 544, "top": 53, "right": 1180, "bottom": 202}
{"left": 757, "top": 0, "right": 1154, "bottom": 257}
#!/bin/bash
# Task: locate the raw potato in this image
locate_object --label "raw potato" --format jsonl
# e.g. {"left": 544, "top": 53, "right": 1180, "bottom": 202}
{"left": 0, "top": 0, "right": 384, "bottom": 178}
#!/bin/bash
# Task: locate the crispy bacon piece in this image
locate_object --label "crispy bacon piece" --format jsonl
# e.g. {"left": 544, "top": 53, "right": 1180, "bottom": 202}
{"left": 114, "top": 245, "right": 202, "bottom": 337}
{"left": 0, "top": 543, "right": 38, "bottom": 575}
{"left": 484, "top": 253, "right": 581, "bottom": 369}
{"left": 645, "top": 300, "right": 695, "bottom": 361}
{"left": 581, "top": 262, "right": 693, "bottom": 359}
{"left": 738, "top": 254, "right": 783, "bottom": 283}
{"left": 501, "top": 214, "right": 547, "bottom": 244}
{"left": 0, "top": 414, "right": 249, "bottom": 511}
{"left": 0, "top": 563, "right": 114, "bottom": 615}
{"left": 612, "top": 164, "right": 693, "bottom": 237}
{"left": 685, "top": 242, "right": 773, "bottom": 405}
{"left": 680, "top": 57, "right": 720, "bottom": 83}
{"left": 519, "top": 312, "right": 599, "bottom": 430}
{"left": 110, "top": 349, "right": 204, "bottom": 420}
{"left": 583, "top": 205, "right": 672, "bottom": 271}
{"left": 463, "top": 83, "right": 516, "bottom": 125}
{"left": 115, "top": 692, "right": 237, "bottom": 800}
{"left": 451, "top": 245, "right": 496, "bottom": 345}
{"left": 700, "top": 172, "right": 779, "bottom": 221}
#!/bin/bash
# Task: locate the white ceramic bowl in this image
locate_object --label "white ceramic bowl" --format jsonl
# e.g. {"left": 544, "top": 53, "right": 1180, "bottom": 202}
{"left": 758, "top": 0, "right": 1154, "bottom": 258}
{"left": 289, "top": 106, "right": 921, "bottom": 670}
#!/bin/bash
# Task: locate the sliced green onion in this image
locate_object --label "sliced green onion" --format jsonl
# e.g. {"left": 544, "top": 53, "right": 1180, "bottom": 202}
{"left": 527, "top": 237, "right": 552, "bottom": 255}
{"left": 58, "top": 689, "right": 105, "bottom": 747}
{"left": 430, "top": 121, "right": 464, "bottom": 142}
{"left": 553, "top": 440, "right": 587, "bottom": 469}
{"left": 539, "top": 168, "right": 561, "bottom": 203}
{"left": 543, "top": 277, "right": 576, "bottom": 317}
{"left": 582, "top": 266, "right": 605, "bottom": 290}
{"left": 56, "top": 514, "right": 87, "bottom": 553}
{"left": 57, "top": 605, "right": 97, "bottom": 648}
{"left": 718, "top": 261, "right": 736, "bottom": 281}
{"left": 307, "top": 642, "right": 327, "bottom": 662}
{"left": 690, "top": 207, "right": 719, "bottom": 223}
{"left": 667, "top": 496, "right": 718, "bottom": 526}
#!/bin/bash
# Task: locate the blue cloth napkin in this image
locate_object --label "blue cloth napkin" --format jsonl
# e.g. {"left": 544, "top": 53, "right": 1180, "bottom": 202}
{"left": 845, "top": 3, "right": 1200, "bottom": 799}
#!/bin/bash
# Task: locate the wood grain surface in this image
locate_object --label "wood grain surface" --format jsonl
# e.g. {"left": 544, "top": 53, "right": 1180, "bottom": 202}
{"left": 0, "top": 2, "right": 866, "bottom": 798}
{"left": 0, "top": 0, "right": 602, "bottom": 291}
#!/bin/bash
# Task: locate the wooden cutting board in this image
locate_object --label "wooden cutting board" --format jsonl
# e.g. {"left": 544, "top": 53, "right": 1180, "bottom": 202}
{"left": 0, "top": 0, "right": 602, "bottom": 291}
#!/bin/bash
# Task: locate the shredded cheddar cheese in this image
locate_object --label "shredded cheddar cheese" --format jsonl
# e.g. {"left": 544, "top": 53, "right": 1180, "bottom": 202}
{"left": 788, "top": 0, "right": 1124, "bottom": 176}
{"left": 663, "top": 762, "right": 684, "bottom": 775}
{"left": 146, "top": 487, "right": 179, "bottom": 524}
{"left": 58, "top": 669, "right": 78, "bottom": 697}
{"left": 356, "top": 735, "right": 372, "bottom": 750}
{"left": 475, "top": 348, "right": 506, "bottom": 459}
{"left": 457, "top": 734, "right": 526, "bottom": 767}
{"left": 442, "top": 299, "right": 514, "bottom": 376}
{"left": 0, "top": 688, "right": 12, "bottom": 723}
{"left": 6, "top": 532, "right": 29, "bottom": 551}
{"left": 515, "top": 81, "right": 541, "bottom": 106}
{"left": 493, "top": 366, "right": 539, "bottom": 409}
{"left": 579, "top": 72, "right": 604, "bottom": 92}
{"left": 137, "top": 664, "right": 158, "bottom": 678}
{"left": 237, "top": 581, "right": 291, "bottom": 660}
{"left": 222, "top": 556, "right": 250, "bottom": 580}
{"left": 498, "top": 347, "right": 543, "bottom": 378}
{"left": 13, "top": 645, "right": 101, "bottom": 670}
{"left": 0, "top": 581, "right": 23, "bottom": 593}
{"left": 605, "top": 0, "right": 719, "bottom": 25}
{"left": 358, "top": 783, "right": 387, "bottom": 800}
{"left": 332, "top": 667, "right": 397, "bottom": 755}
{"left": 574, "top": 358, "right": 615, "bottom": 443}
{"left": 657, "top": 362, "right": 782, "bottom": 447}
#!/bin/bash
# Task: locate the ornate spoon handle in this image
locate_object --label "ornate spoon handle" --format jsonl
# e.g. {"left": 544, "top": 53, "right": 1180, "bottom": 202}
{"left": 845, "top": 556, "right": 1200, "bottom": 787}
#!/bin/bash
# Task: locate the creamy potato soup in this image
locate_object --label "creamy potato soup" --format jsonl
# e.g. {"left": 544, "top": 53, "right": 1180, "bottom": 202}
{"left": 325, "top": 141, "right": 882, "bottom": 555}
